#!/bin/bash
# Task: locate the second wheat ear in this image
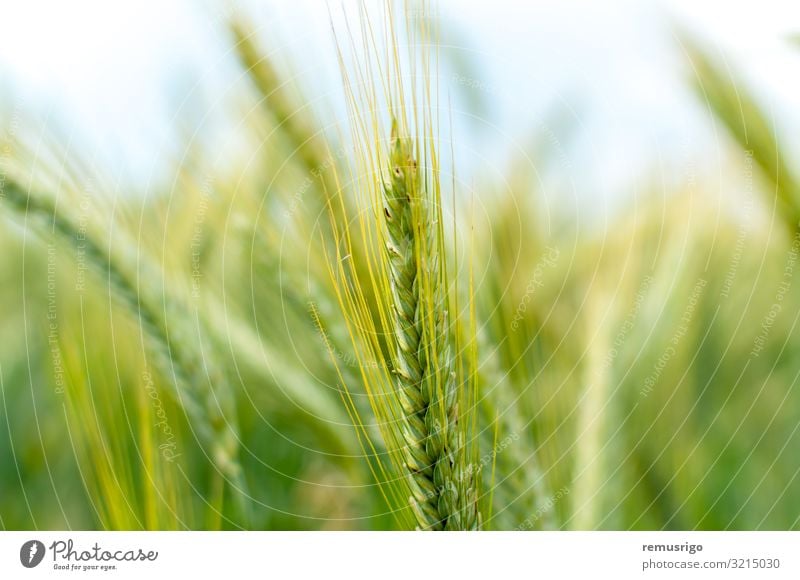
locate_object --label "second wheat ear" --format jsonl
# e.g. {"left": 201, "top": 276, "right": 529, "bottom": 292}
{"left": 383, "top": 122, "right": 479, "bottom": 531}
{"left": 1, "top": 177, "right": 250, "bottom": 522}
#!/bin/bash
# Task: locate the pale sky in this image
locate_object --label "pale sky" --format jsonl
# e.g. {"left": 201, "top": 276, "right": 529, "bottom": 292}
{"left": 1, "top": 0, "right": 798, "bottom": 212}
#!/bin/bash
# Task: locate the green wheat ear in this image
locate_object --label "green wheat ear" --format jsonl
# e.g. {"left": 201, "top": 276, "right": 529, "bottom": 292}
{"left": 383, "top": 124, "right": 441, "bottom": 524}
{"left": 321, "top": 2, "right": 481, "bottom": 530}
{"left": 382, "top": 120, "right": 478, "bottom": 530}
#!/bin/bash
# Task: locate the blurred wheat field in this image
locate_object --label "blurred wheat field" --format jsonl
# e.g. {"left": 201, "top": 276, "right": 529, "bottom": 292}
{"left": 1, "top": 1, "right": 800, "bottom": 530}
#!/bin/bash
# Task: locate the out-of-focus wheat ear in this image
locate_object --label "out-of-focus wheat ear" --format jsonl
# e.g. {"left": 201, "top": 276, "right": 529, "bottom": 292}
{"left": 1, "top": 177, "right": 252, "bottom": 525}
{"left": 684, "top": 34, "right": 800, "bottom": 233}
{"left": 229, "top": 18, "right": 325, "bottom": 173}
{"left": 474, "top": 328, "right": 554, "bottom": 530}
{"left": 228, "top": 17, "right": 347, "bottom": 230}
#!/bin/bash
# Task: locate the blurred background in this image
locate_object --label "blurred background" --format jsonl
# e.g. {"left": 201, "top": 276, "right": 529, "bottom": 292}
{"left": 1, "top": 0, "right": 800, "bottom": 530}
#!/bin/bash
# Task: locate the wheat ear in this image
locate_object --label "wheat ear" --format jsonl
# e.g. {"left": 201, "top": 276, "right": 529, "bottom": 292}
{"left": 1, "top": 177, "right": 250, "bottom": 521}
{"left": 383, "top": 123, "right": 478, "bottom": 530}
